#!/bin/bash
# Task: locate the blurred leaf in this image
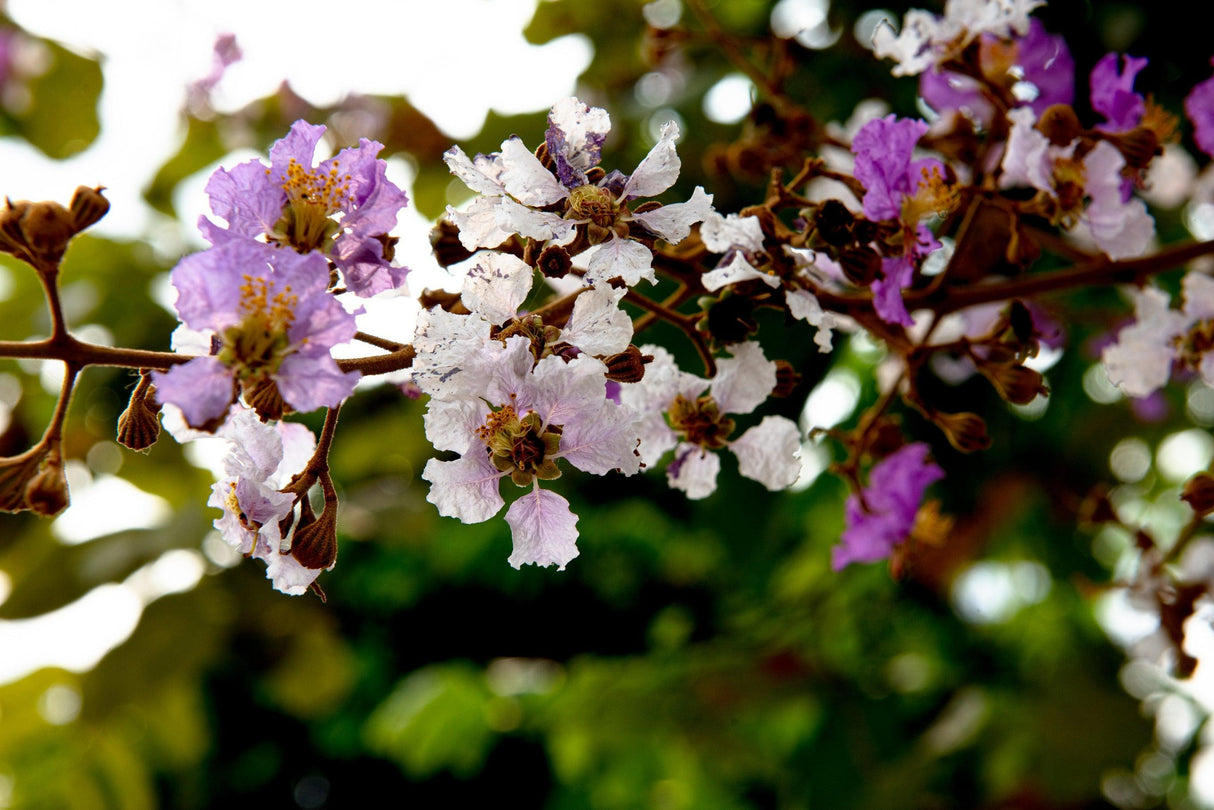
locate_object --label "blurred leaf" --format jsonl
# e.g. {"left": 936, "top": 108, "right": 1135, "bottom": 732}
{"left": 364, "top": 663, "right": 496, "bottom": 777}
{"left": 8, "top": 40, "right": 102, "bottom": 159}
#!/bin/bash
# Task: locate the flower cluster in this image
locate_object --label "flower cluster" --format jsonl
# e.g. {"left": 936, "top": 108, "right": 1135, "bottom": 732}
{"left": 13, "top": 0, "right": 1214, "bottom": 607}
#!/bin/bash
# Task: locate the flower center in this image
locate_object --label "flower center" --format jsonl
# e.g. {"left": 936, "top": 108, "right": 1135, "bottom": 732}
{"left": 901, "top": 165, "right": 957, "bottom": 226}
{"left": 1049, "top": 156, "right": 1087, "bottom": 226}
{"left": 217, "top": 275, "right": 298, "bottom": 381}
{"left": 269, "top": 158, "right": 352, "bottom": 253}
{"left": 667, "top": 394, "right": 735, "bottom": 450}
{"left": 567, "top": 184, "right": 619, "bottom": 228}
{"left": 475, "top": 401, "right": 564, "bottom": 487}
{"left": 1174, "top": 320, "right": 1214, "bottom": 370}
{"left": 223, "top": 481, "right": 258, "bottom": 532}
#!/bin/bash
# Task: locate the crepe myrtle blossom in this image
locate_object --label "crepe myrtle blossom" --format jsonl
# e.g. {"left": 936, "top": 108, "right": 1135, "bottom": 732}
{"left": 832, "top": 442, "right": 944, "bottom": 570}
{"left": 851, "top": 115, "right": 955, "bottom": 327}
{"left": 872, "top": 0, "right": 1044, "bottom": 77}
{"left": 1185, "top": 60, "right": 1214, "bottom": 160}
{"left": 1090, "top": 52, "right": 1148, "bottom": 134}
{"left": 207, "top": 408, "right": 327, "bottom": 595}
{"left": 620, "top": 342, "right": 801, "bottom": 499}
{"left": 1103, "top": 273, "right": 1214, "bottom": 398}
{"left": 421, "top": 336, "right": 641, "bottom": 569}
{"left": 153, "top": 239, "right": 360, "bottom": 429}
{"left": 919, "top": 18, "right": 1073, "bottom": 125}
{"left": 699, "top": 211, "right": 838, "bottom": 352}
{"left": 199, "top": 120, "right": 410, "bottom": 297}
{"left": 1000, "top": 107, "right": 1154, "bottom": 259}
{"left": 444, "top": 96, "right": 713, "bottom": 287}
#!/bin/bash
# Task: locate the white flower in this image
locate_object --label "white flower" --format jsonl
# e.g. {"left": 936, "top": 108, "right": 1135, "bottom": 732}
{"left": 620, "top": 342, "right": 801, "bottom": 499}
{"left": 1000, "top": 109, "right": 1154, "bottom": 260}
{"left": 873, "top": 0, "right": 1044, "bottom": 76}
{"left": 206, "top": 408, "right": 325, "bottom": 595}
{"left": 1104, "top": 274, "right": 1214, "bottom": 397}
{"left": 444, "top": 98, "right": 714, "bottom": 288}
{"left": 421, "top": 337, "right": 641, "bottom": 569}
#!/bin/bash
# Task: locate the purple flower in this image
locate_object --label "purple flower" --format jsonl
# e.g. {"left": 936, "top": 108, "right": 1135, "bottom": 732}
{"left": 919, "top": 19, "right": 1073, "bottom": 123}
{"left": 185, "top": 33, "right": 242, "bottom": 114}
{"left": 1090, "top": 52, "right": 1148, "bottom": 133}
{"left": 0, "top": 28, "right": 13, "bottom": 92}
{"left": 153, "top": 240, "right": 360, "bottom": 428}
{"left": 1185, "top": 61, "right": 1214, "bottom": 160}
{"left": 200, "top": 120, "right": 409, "bottom": 297}
{"left": 832, "top": 443, "right": 944, "bottom": 571}
{"left": 851, "top": 115, "right": 950, "bottom": 326}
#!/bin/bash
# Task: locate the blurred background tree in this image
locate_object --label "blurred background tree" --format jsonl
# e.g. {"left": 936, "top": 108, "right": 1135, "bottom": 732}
{"left": 4, "top": 0, "right": 1214, "bottom": 807}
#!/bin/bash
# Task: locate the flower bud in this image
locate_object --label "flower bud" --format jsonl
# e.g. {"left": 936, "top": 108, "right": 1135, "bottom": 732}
{"left": 1104, "top": 127, "right": 1161, "bottom": 170}
{"left": 1078, "top": 486, "right": 1120, "bottom": 527}
{"left": 429, "top": 219, "right": 475, "bottom": 268}
{"left": 933, "top": 411, "right": 991, "bottom": 453}
{"left": 242, "top": 376, "right": 289, "bottom": 422}
{"left": 0, "top": 451, "right": 45, "bottom": 513}
{"left": 813, "top": 199, "right": 856, "bottom": 247}
{"left": 771, "top": 360, "right": 800, "bottom": 398}
{"left": 24, "top": 456, "right": 70, "bottom": 516}
{"left": 69, "top": 186, "right": 110, "bottom": 233}
{"left": 980, "top": 363, "right": 1048, "bottom": 405}
{"left": 838, "top": 246, "right": 881, "bottom": 286}
{"left": 417, "top": 288, "right": 470, "bottom": 314}
{"left": 289, "top": 505, "right": 339, "bottom": 571}
{"left": 13, "top": 200, "right": 77, "bottom": 266}
{"left": 536, "top": 244, "right": 573, "bottom": 279}
{"left": 604, "top": 345, "right": 652, "bottom": 383}
{"left": 117, "top": 375, "right": 162, "bottom": 452}
{"left": 1182, "top": 472, "right": 1214, "bottom": 517}
{"left": 1035, "top": 104, "right": 1082, "bottom": 147}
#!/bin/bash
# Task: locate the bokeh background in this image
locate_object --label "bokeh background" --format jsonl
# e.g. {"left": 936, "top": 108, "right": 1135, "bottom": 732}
{"left": 5, "top": 0, "right": 1214, "bottom": 807}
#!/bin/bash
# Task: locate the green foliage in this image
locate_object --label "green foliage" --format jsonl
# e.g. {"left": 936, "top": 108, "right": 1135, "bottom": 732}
{"left": 3, "top": 1, "right": 1212, "bottom": 808}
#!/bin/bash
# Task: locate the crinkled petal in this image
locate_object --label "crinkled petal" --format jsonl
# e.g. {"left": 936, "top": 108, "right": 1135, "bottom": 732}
{"left": 153, "top": 357, "right": 235, "bottom": 429}
{"left": 730, "top": 416, "right": 801, "bottom": 491}
{"left": 275, "top": 354, "right": 360, "bottom": 413}
{"left": 999, "top": 107, "right": 1059, "bottom": 193}
{"left": 546, "top": 97, "right": 611, "bottom": 188}
{"left": 498, "top": 196, "right": 577, "bottom": 243}
{"left": 504, "top": 485, "right": 580, "bottom": 569}
{"left": 448, "top": 197, "right": 513, "bottom": 251}
{"left": 872, "top": 256, "right": 916, "bottom": 327}
{"left": 585, "top": 235, "right": 656, "bottom": 287}
{"left": 701, "top": 252, "right": 778, "bottom": 292}
{"left": 424, "top": 398, "right": 485, "bottom": 454}
{"left": 422, "top": 453, "right": 506, "bottom": 524}
{"left": 622, "top": 121, "right": 682, "bottom": 199}
{"left": 1083, "top": 141, "right": 1153, "bottom": 259}
{"left": 202, "top": 161, "right": 283, "bottom": 240}
{"left": 500, "top": 137, "right": 569, "bottom": 206}
{"left": 263, "top": 551, "right": 324, "bottom": 596}
{"left": 668, "top": 444, "right": 721, "bottom": 500}
{"left": 1102, "top": 286, "right": 1184, "bottom": 397}
{"left": 462, "top": 252, "right": 534, "bottom": 324}
{"left": 560, "top": 285, "right": 633, "bottom": 356}
{"left": 444, "top": 145, "right": 507, "bottom": 196}
{"left": 411, "top": 309, "right": 496, "bottom": 399}
{"left": 711, "top": 341, "right": 776, "bottom": 415}
{"left": 700, "top": 211, "right": 765, "bottom": 254}
{"left": 630, "top": 186, "right": 714, "bottom": 244}
{"left": 554, "top": 399, "right": 641, "bottom": 476}
{"left": 786, "top": 288, "right": 837, "bottom": 352}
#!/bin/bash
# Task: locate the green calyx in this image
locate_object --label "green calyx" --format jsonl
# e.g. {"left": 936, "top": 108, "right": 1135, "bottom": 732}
{"left": 666, "top": 394, "right": 735, "bottom": 451}
{"left": 478, "top": 405, "right": 564, "bottom": 487}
